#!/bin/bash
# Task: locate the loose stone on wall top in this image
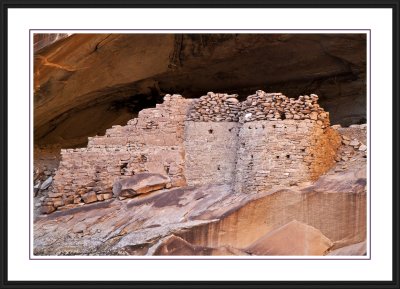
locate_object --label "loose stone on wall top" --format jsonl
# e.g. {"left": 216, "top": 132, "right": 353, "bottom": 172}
{"left": 187, "top": 90, "right": 331, "bottom": 128}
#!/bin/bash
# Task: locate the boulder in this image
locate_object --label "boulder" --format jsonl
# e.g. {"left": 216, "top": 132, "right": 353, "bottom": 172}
{"left": 53, "top": 199, "right": 64, "bottom": 208}
{"left": 358, "top": 144, "right": 367, "bottom": 151}
{"left": 41, "top": 205, "right": 56, "bottom": 214}
{"left": 245, "top": 220, "right": 333, "bottom": 255}
{"left": 81, "top": 192, "right": 97, "bottom": 204}
{"left": 113, "top": 173, "right": 170, "bottom": 198}
{"left": 40, "top": 176, "right": 53, "bottom": 190}
{"left": 102, "top": 192, "right": 113, "bottom": 200}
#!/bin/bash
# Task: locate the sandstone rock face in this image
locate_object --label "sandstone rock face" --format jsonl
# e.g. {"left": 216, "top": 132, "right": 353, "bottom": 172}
{"left": 34, "top": 157, "right": 366, "bottom": 255}
{"left": 34, "top": 34, "right": 366, "bottom": 147}
{"left": 113, "top": 173, "right": 170, "bottom": 198}
{"left": 245, "top": 220, "right": 333, "bottom": 255}
{"left": 34, "top": 33, "right": 71, "bottom": 52}
{"left": 34, "top": 184, "right": 232, "bottom": 255}
{"left": 151, "top": 235, "right": 248, "bottom": 256}
{"left": 177, "top": 156, "right": 366, "bottom": 251}
{"left": 326, "top": 241, "right": 366, "bottom": 256}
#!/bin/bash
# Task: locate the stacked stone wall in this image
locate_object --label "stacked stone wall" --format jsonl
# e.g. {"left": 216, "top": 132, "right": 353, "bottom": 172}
{"left": 234, "top": 120, "right": 340, "bottom": 194}
{"left": 184, "top": 122, "right": 240, "bottom": 186}
{"left": 184, "top": 90, "right": 340, "bottom": 193}
{"left": 239, "top": 90, "right": 330, "bottom": 128}
{"left": 42, "top": 90, "right": 341, "bottom": 214}
{"left": 187, "top": 92, "right": 241, "bottom": 122}
{"left": 42, "top": 95, "right": 192, "bottom": 213}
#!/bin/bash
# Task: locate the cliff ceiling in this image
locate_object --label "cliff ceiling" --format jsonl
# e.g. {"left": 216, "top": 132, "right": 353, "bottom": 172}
{"left": 34, "top": 33, "right": 366, "bottom": 147}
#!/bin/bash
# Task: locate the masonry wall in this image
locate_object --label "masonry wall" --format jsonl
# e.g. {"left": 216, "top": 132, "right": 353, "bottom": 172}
{"left": 43, "top": 95, "right": 192, "bottom": 213}
{"left": 184, "top": 122, "right": 240, "bottom": 186}
{"left": 43, "top": 90, "right": 341, "bottom": 214}
{"left": 184, "top": 91, "right": 340, "bottom": 192}
{"left": 234, "top": 120, "right": 340, "bottom": 194}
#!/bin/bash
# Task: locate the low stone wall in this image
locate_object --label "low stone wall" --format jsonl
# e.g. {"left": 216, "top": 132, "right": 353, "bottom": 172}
{"left": 184, "top": 122, "right": 240, "bottom": 186}
{"left": 43, "top": 95, "right": 192, "bottom": 213}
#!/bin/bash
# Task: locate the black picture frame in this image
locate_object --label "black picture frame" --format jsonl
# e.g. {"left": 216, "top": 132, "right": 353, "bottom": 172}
{"left": 0, "top": 0, "right": 399, "bottom": 288}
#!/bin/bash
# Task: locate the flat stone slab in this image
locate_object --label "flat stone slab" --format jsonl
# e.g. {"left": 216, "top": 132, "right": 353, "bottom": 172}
{"left": 113, "top": 173, "right": 170, "bottom": 198}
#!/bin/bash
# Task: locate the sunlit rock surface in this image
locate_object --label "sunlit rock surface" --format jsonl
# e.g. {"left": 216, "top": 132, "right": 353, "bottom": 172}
{"left": 245, "top": 220, "right": 333, "bottom": 256}
{"left": 326, "top": 241, "right": 367, "bottom": 256}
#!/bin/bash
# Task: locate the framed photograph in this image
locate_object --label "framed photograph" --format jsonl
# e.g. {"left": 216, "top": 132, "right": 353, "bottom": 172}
{"left": 1, "top": 0, "right": 399, "bottom": 288}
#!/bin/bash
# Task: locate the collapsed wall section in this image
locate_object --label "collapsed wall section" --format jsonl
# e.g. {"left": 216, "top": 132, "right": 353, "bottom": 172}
{"left": 239, "top": 90, "right": 330, "bottom": 127}
{"left": 187, "top": 92, "right": 241, "bottom": 122}
{"left": 43, "top": 95, "right": 192, "bottom": 213}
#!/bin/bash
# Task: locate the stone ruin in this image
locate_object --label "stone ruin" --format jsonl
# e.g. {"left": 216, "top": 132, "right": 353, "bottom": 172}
{"left": 40, "top": 91, "right": 342, "bottom": 214}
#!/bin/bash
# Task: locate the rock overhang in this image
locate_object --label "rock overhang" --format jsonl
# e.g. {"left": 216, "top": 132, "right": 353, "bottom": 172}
{"left": 34, "top": 33, "right": 367, "bottom": 147}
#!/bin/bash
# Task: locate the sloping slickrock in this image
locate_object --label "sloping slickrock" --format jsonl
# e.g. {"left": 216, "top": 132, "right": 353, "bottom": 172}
{"left": 326, "top": 241, "right": 367, "bottom": 256}
{"left": 177, "top": 159, "right": 366, "bottom": 251}
{"left": 245, "top": 220, "right": 333, "bottom": 255}
{"left": 150, "top": 235, "right": 248, "bottom": 256}
{"left": 34, "top": 184, "right": 232, "bottom": 255}
{"left": 34, "top": 160, "right": 366, "bottom": 256}
{"left": 113, "top": 173, "right": 170, "bottom": 198}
